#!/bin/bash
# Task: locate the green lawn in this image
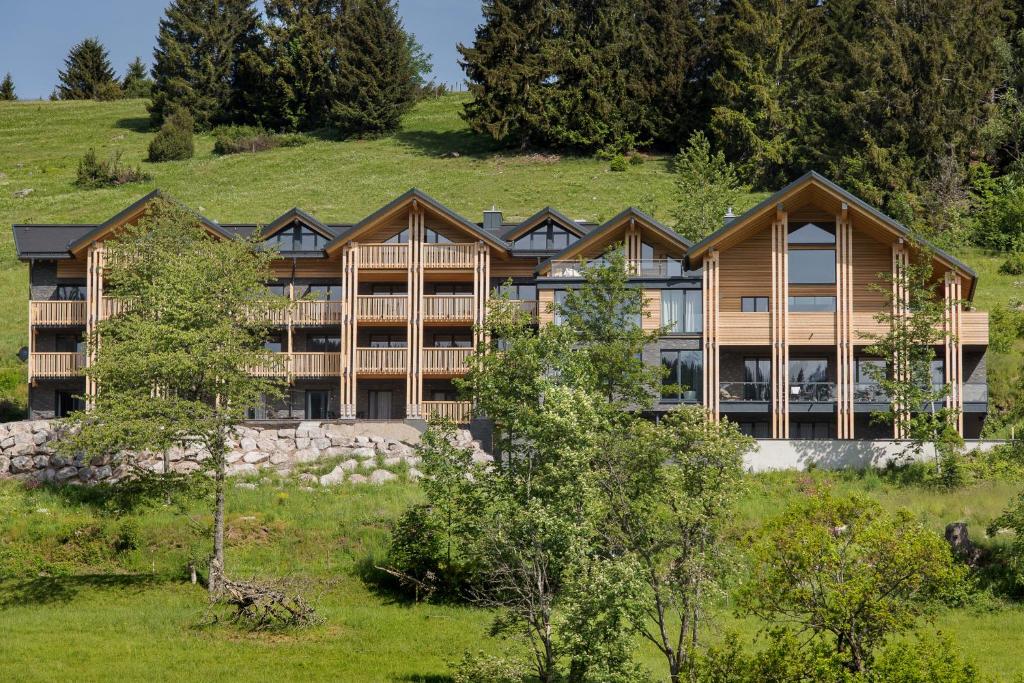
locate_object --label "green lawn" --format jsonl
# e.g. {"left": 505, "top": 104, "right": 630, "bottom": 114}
{"left": 1, "top": 471, "right": 1023, "bottom": 682}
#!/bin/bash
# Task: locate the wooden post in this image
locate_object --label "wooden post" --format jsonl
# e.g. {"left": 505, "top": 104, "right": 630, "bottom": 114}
{"left": 944, "top": 271, "right": 964, "bottom": 436}
{"left": 406, "top": 204, "right": 424, "bottom": 418}
{"left": 340, "top": 243, "right": 359, "bottom": 419}
{"left": 770, "top": 205, "right": 788, "bottom": 438}
{"left": 85, "top": 244, "right": 105, "bottom": 410}
{"left": 835, "top": 205, "right": 854, "bottom": 439}
{"left": 702, "top": 250, "right": 720, "bottom": 421}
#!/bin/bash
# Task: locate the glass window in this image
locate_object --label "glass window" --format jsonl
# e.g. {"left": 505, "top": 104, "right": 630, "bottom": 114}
{"left": 661, "top": 350, "right": 703, "bottom": 401}
{"left": 788, "top": 222, "right": 836, "bottom": 244}
{"left": 425, "top": 228, "right": 452, "bottom": 244}
{"left": 930, "top": 358, "right": 946, "bottom": 387}
{"left": 744, "top": 358, "right": 771, "bottom": 401}
{"left": 54, "top": 284, "right": 86, "bottom": 301}
{"left": 513, "top": 221, "right": 580, "bottom": 251}
{"left": 56, "top": 391, "right": 84, "bottom": 418}
{"left": 788, "top": 296, "right": 836, "bottom": 312}
{"left": 305, "top": 390, "right": 330, "bottom": 420}
{"left": 790, "top": 420, "right": 834, "bottom": 439}
{"left": 789, "top": 249, "right": 836, "bottom": 284}
{"left": 55, "top": 334, "right": 83, "bottom": 353}
{"left": 432, "top": 333, "right": 473, "bottom": 348}
{"left": 385, "top": 228, "right": 409, "bottom": 244}
{"left": 662, "top": 290, "right": 702, "bottom": 333}
{"left": 495, "top": 283, "right": 537, "bottom": 301}
{"left": 789, "top": 358, "right": 828, "bottom": 384}
{"left": 370, "top": 283, "right": 406, "bottom": 295}
{"left": 307, "top": 335, "right": 340, "bottom": 352}
{"left": 368, "top": 334, "right": 406, "bottom": 348}
{"left": 856, "top": 358, "right": 885, "bottom": 383}
{"left": 738, "top": 421, "right": 771, "bottom": 438}
{"left": 433, "top": 283, "right": 473, "bottom": 295}
{"left": 741, "top": 296, "right": 769, "bottom": 312}
{"left": 264, "top": 335, "right": 283, "bottom": 353}
{"left": 267, "top": 222, "right": 328, "bottom": 252}
{"left": 553, "top": 290, "right": 568, "bottom": 325}
{"left": 298, "top": 284, "right": 342, "bottom": 301}
{"left": 266, "top": 283, "right": 288, "bottom": 298}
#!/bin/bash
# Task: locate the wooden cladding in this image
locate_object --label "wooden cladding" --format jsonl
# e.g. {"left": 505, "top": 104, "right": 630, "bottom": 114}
{"left": 30, "top": 301, "right": 85, "bottom": 326}
{"left": 961, "top": 311, "right": 988, "bottom": 345}
{"left": 30, "top": 352, "right": 85, "bottom": 378}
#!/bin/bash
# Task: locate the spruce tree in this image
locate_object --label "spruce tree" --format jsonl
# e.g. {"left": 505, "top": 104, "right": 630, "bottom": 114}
{"left": 330, "top": 0, "right": 416, "bottom": 136}
{"left": 56, "top": 38, "right": 122, "bottom": 100}
{"left": 122, "top": 57, "right": 154, "bottom": 99}
{"left": 0, "top": 73, "right": 14, "bottom": 101}
{"left": 149, "top": 0, "right": 266, "bottom": 129}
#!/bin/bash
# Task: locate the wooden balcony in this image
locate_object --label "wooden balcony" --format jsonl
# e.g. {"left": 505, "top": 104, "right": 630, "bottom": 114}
{"left": 423, "top": 347, "right": 473, "bottom": 375}
{"left": 292, "top": 352, "right": 341, "bottom": 377}
{"left": 423, "top": 295, "right": 474, "bottom": 323}
{"left": 249, "top": 353, "right": 290, "bottom": 378}
{"left": 421, "top": 400, "right": 473, "bottom": 423}
{"left": 30, "top": 301, "right": 85, "bottom": 326}
{"left": 357, "top": 347, "right": 407, "bottom": 376}
{"left": 100, "top": 297, "right": 133, "bottom": 320}
{"left": 293, "top": 301, "right": 343, "bottom": 326}
{"left": 357, "top": 295, "right": 408, "bottom": 323}
{"left": 30, "top": 352, "right": 85, "bottom": 378}
{"left": 359, "top": 244, "right": 408, "bottom": 269}
{"left": 961, "top": 310, "right": 989, "bottom": 345}
{"left": 423, "top": 243, "right": 475, "bottom": 268}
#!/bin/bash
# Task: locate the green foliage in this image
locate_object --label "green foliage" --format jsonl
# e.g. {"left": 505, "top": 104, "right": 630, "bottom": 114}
{"left": 121, "top": 57, "right": 153, "bottom": 99}
{"left": 741, "top": 491, "right": 967, "bottom": 673}
{"left": 406, "top": 33, "right": 433, "bottom": 91}
{"left": 57, "top": 37, "right": 121, "bottom": 100}
{"left": 452, "top": 651, "right": 523, "bottom": 683}
{"left": 672, "top": 131, "right": 747, "bottom": 241}
{"left": 0, "top": 72, "right": 14, "bottom": 101}
{"left": 74, "top": 149, "right": 151, "bottom": 189}
{"left": 211, "top": 125, "right": 309, "bottom": 155}
{"left": 608, "top": 155, "right": 627, "bottom": 172}
{"left": 1000, "top": 251, "right": 1024, "bottom": 275}
{"left": 147, "top": 108, "right": 195, "bottom": 162}
{"left": 988, "top": 489, "right": 1024, "bottom": 590}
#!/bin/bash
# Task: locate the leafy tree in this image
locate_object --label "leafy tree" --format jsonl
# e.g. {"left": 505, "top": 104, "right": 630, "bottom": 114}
{"left": 740, "top": 491, "right": 965, "bottom": 674}
{"left": 0, "top": 72, "right": 15, "bottom": 101}
{"left": 56, "top": 38, "right": 122, "bottom": 100}
{"left": 148, "top": 107, "right": 195, "bottom": 161}
{"left": 672, "top": 131, "right": 747, "bottom": 241}
{"left": 150, "top": 0, "right": 265, "bottom": 128}
{"left": 406, "top": 33, "right": 433, "bottom": 90}
{"left": 122, "top": 57, "right": 154, "bottom": 99}
{"left": 57, "top": 198, "right": 284, "bottom": 597}
{"left": 596, "top": 406, "right": 753, "bottom": 683}
{"left": 329, "top": 0, "right": 416, "bottom": 136}
{"left": 988, "top": 490, "right": 1024, "bottom": 590}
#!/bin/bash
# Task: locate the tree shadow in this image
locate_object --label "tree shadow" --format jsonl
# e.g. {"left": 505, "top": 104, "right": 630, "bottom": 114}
{"left": 394, "top": 676, "right": 454, "bottom": 683}
{"left": 0, "top": 573, "right": 164, "bottom": 608}
{"left": 393, "top": 129, "right": 505, "bottom": 159}
{"left": 114, "top": 116, "right": 153, "bottom": 133}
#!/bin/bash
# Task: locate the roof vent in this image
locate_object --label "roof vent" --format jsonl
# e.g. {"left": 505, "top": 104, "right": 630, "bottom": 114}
{"left": 723, "top": 206, "right": 736, "bottom": 226}
{"left": 483, "top": 206, "right": 503, "bottom": 231}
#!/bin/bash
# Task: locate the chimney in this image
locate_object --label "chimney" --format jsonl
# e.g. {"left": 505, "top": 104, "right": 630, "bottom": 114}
{"left": 482, "top": 206, "right": 503, "bottom": 231}
{"left": 723, "top": 206, "right": 736, "bottom": 227}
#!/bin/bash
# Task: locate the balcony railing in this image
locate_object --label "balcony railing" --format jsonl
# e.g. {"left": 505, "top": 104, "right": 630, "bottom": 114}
{"left": 789, "top": 382, "right": 836, "bottom": 402}
{"left": 101, "top": 297, "right": 130, "bottom": 320}
{"left": 512, "top": 299, "right": 539, "bottom": 319}
{"left": 357, "top": 347, "right": 407, "bottom": 375}
{"left": 359, "top": 243, "right": 408, "bottom": 269}
{"left": 250, "top": 353, "right": 290, "bottom": 378}
{"left": 549, "top": 259, "right": 687, "bottom": 278}
{"left": 720, "top": 382, "right": 771, "bottom": 401}
{"left": 423, "top": 295, "right": 474, "bottom": 322}
{"left": 421, "top": 400, "right": 473, "bottom": 423}
{"left": 30, "top": 301, "right": 86, "bottom": 326}
{"left": 423, "top": 243, "right": 475, "bottom": 268}
{"left": 423, "top": 347, "right": 473, "bottom": 375}
{"left": 293, "top": 301, "right": 343, "bottom": 326}
{"left": 30, "top": 352, "right": 85, "bottom": 378}
{"left": 292, "top": 351, "right": 341, "bottom": 377}
{"left": 356, "top": 295, "right": 407, "bottom": 322}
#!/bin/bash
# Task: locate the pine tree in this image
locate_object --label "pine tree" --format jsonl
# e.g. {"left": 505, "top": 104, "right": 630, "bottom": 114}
{"left": 330, "top": 0, "right": 416, "bottom": 136}
{"left": 709, "top": 0, "right": 826, "bottom": 188}
{"left": 122, "top": 57, "right": 154, "bottom": 99}
{"left": 149, "top": 0, "right": 266, "bottom": 129}
{"left": 0, "top": 73, "right": 14, "bottom": 101}
{"left": 56, "top": 38, "right": 122, "bottom": 100}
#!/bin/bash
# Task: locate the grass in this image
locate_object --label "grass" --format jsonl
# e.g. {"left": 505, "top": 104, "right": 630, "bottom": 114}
{"left": 1, "top": 470, "right": 1024, "bottom": 682}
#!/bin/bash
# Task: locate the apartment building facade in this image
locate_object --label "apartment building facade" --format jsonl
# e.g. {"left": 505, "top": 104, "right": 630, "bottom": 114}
{"left": 14, "top": 172, "right": 989, "bottom": 438}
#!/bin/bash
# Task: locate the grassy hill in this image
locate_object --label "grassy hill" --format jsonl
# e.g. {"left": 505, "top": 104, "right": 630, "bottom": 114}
{"left": 0, "top": 94, "right": 1021, "bottom": 424}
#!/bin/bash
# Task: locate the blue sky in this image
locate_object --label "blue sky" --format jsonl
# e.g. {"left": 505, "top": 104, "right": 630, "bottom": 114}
{"left": 0, "top": 1, "right": 482, "bottom": 100}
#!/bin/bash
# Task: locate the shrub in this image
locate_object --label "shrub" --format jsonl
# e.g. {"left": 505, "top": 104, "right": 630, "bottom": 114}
{"left": 212, "top": 125, "right": 309, "bottom": 155}
{"left": 452, "top": 651, "right": 522, "bottom": 683}
{"left": 609, "top": 155, "right": 628, "bottom": 172}
{"left": 1000, "top": 251, "right": 1024, "bottom": 275}
{"left": 147, "top": 108, "right": 194, "bottom": 162}
{"left": 75, "top": 149, "right": 151, "bottom": 189}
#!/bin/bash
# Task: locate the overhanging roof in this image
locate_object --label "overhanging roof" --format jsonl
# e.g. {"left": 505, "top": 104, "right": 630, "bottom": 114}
{"left": 502, "top": 206, "right": 588, "bottom": 241}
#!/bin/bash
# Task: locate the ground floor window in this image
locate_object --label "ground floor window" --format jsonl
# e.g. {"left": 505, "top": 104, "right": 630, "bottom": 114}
{"left": 661, "top": 350, "right": 702, "bottom": 401}
{"left": 736, "top": 421, "right": 770, "bottom": 438}
{"left": 790, "top": 420, "right": 835, "bottom": 440}
{"left": 367, "top": 390, "right": 393, "bottom": 419}
{"left": 55, "top": 391, "right": 83, "bottom": 417}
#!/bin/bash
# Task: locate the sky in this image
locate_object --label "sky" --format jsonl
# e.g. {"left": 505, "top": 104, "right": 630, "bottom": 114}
{"left": 0, "top": 1, "right": 483, "bottom": 100}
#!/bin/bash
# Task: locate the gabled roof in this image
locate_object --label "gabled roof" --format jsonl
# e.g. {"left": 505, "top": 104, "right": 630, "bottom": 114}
{"left": 502, "top": 206, "right": 588, "bottom": 241}
{"left": 688, "top": 171, "right": 978, "bottom": 291}
{"left": 535, "top": 207, "right": 691, "bottom": 274}
{"left": 67, "top": 190, "right": 232, "bottom": 255}
{"left": 13, "top": 224, "right": 99, "bottom": 259}
{"left": 260, "top": 207, "right": 336, "bottom": 240}
{"left": 325, "top": 188, "right": 510, "bottom": 254}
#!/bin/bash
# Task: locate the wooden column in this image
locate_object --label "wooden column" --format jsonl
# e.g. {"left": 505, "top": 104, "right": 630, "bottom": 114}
{"left": 85, "top": 244, "right": 105, "bottom": 410}
{"left": 944, "top": 271, "right": 964, "bottom": 435}
{"left": 340, "top": 243, "right": 359, "bottom": 419}
{"left": 406, "top": 205, "right": 424, "bottom": 418}
{"left": 286, "top": 281, "right": 294, "bottom": 383}
{"left": 770, "top": 206, "right": 789, "bottom": 438}
{"left": 473, "top": 242, "right": 490, "bottom": 348}
{"left": 835, "top": 205, "right": 855, "bottom": 438}
{"left": 702, "top": 250, "right": 720, "bottom": 421}
{"left": 892, "top": 241, "right": 909, "bottom": 439}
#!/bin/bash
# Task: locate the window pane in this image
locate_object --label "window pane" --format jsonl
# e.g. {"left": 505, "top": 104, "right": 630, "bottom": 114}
{"left": 788, "top": 222, "right": 836, "bottom": 244}
{"left": 385, "top": 229, "right": 409, "bottom": 244}
{"left": 553, "top": 290, "right": 567, "bottom": 325}
{"left": 789, "top": 250, "right": 835, "bottom": 284}
{"left": 789, "top": 359, "right": 828, "bottom": 383}
{"left": 55, "top": 284, "right": 86, "bottom": 301}
{"left": 788, "top": 296, "right": 836, "bottom": 312}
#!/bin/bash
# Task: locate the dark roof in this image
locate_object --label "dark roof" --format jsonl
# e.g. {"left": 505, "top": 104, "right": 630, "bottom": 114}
{"left": 501, "top": 206, "right": 589, "bottom": 240}
{"left": 13, "top": 224, "right": 98, "bottom": 258}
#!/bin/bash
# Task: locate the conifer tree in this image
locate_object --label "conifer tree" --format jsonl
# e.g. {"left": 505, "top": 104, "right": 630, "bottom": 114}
{"left": 56, "top": 38, "right": 122, "bottom": 100}
{"left": 330, "top": 0, "right": 416, "bottom": 136}
{"left": 149, "top": 0, "right": 266, "bottom": 128}
{"left": 0, "top": 73, "right": 14, "bottom": 101}
{"left": 122, "top": 57, "right": 154, "bottom": 99}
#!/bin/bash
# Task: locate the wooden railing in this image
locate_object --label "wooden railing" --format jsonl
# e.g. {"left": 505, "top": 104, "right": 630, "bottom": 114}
{"left": 961, "top": 310, "right": 989, "bottom": 345}
{"left": 356, "top": 295, "right": 408, "bottom": 322}
{"left": 30, "top": 352, "right": 85, "bottom": 378}
{"left": 293, "top": 300, "right": 343, "bottom": 325}
{"left": 359, "top": 243, "right": 409, "bottom": 269}
{"left": 421, "top": 400, "right": 473, "bottom": 423}
{"left": 101, "top": 297, "right": 130, "bottom": 320}
{"left": 292, "top": 352, "right": 341, "bottom": 377}
{"left": 357, "top": 347, "right": 407, "bottom": 375}
{"left": 423, "top": 295, "right": 474, "bottom": 322}
{"left": 249, "top": 353, "right": 290, "bottom": 378}
{"left": 423, "top": 243, "right": 475, "bottom": 268}
{"left": 30, "top": 301, "right": 85, "bottom": 326}
{"left": 423, "top": 347, "right": 473, "bottom": 375}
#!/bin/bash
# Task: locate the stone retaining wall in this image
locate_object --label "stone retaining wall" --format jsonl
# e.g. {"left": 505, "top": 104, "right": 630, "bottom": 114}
{"left": 0, "top": 420, "right": 492, "bottom": 486}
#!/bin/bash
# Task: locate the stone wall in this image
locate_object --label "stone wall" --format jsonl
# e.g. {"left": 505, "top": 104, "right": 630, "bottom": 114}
{"left": 0, "top": 420, "right": 492, "bottom": 486}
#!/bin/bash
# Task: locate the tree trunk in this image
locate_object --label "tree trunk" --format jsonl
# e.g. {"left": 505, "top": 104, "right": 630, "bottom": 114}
{"left": 208, "top": 458, "right": 226, "bottom": 599}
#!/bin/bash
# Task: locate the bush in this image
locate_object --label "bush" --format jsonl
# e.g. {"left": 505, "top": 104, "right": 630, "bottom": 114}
{"left": 212, "top": 125, "right": 309, "bottom": 155}
{"left": 147, "top": 109, "right": 194, "bottom": 162}
{"left": 75, "top": 149, "right": 151, "bottom": 189}
{"left": 1000, "top": 251, "right": 1024, "bottom": 275}
{"left": 452, "top": 651, "right": 522, "bottom": 683}
{"left": 609, "top": 155, "right": 628, "bottom": 172}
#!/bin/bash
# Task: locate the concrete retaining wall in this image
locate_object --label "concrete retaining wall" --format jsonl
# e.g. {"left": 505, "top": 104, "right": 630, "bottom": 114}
{"left": 746, "top": 439, "right": 1006, "bottom": 472}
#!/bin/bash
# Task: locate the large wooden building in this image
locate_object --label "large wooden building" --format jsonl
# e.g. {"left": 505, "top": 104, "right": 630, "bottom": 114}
{"left": 14, "top": 173, "right": 989, "bottom": 438}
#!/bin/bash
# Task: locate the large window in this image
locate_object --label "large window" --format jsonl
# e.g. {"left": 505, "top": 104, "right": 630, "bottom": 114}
{"left": 788, "top": 358, "right": 828, "bottom": 384}
{"left": 370, "top": 283, "right": 407, "bottom": 295}
{"left": 553, "top": 289, "right": 568, "bottom": 325}
{"left": 788, "top": 222, "right": 835, "bottom": 245}
{"left": 55, "top": 333, "right": 83, "bottom": 353}
{"left": 744, "top": 358, "right": 771, "bottom": 401}
{"left": 308, "top": 334, "right": 341, "bottom": 352}
{"left": 789, "top": 250, "right": 836, "bottom": 284}
{"left": 431, "top": 333, "right": 473, "bottom": 348}
{"left": 54, "top": 284, "right": 86, "bottom": 301}
{"left": 661, "top": 350, "right": 703, "bottom": 402}
{"left": 297, "top": 283, "right": 342, "bottom": 301}
{"left": 266, "top": 222, "right": 328, "bottom": 252}
{"left": 513, "top": 221, "right": 578, "bottom": 251}
{"left": 662, "top": 289, "right": 702, "bottom": 333}
{"left": 788, "top": 296, "right": 836, "bottom": 312}
{"left": 368, "top": 334, "right": 406, "bottom": 348}
{"left": 425, "top": 228, "right": 451, "bottom": 244}
{"left": 495, "top": 283, "right": 537, "bottom": 300}
{"left": 56, "top": 391, "right": 84, "bottom": 418}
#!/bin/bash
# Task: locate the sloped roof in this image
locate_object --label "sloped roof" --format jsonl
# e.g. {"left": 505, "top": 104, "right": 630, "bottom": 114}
{"left": 502, "top": 206, "right": 588, "bottom": 241}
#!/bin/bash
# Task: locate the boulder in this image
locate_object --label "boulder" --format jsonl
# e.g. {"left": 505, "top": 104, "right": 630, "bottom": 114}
{"left": 407, "top": 467, "right": 423, "bottom": 481}
{"left": 49, "top": 453, "right": 70, "bottom": 468}
{"left": 369, "top": 469, "right": 397, "bottom": 484}
{"left": 269, "top": 451, "right": 291, "bottom": 465}
{"left": 382, "top": 456, "right": 402, "bottom": 468}
{"left": 339, "top": 459, "right": 359, "bottom": 472}
{"left": 319, "top": 466, "right": 346, "bottom": 486}
{"left": 228, "top": 463, "right": 259, "bottom": 476}
{"left": 94, "top": 465, "right": 112, "bottom": 480}
{"left": 32, "top": 431, "right": 48, "bottom": 445}
{"left": 243, "top": 450, "right": 268, "bottom": 464}
{"left": 9, "top": 456, "right": 33, "bottom": 474}
{"left": 55, "top": 466, "right": 78, "bottom": 481}
{"left": 236, "top": 482, "right": 257, "bottom": 490}
{"left": 293, "top": 449, "right": 318, "bottom": 463}
{"left": 312, "top": 437, "right": 331, "bottom": 450}
{"left": 296, "top": 437, "right": 311, "bottom": 450}
{"left": 33, "top": 455, "right": 50, "bottom": 469}
{"left": 348, "top": 473, "right": 367, "bottom": 484}
{"left": 298, "top": 472, "right": 318, "bottom": 485}
{"left": 225, "top": 451, "right": 244, "bottom": 464}
{"left": 78, "top": 466, "right": 94, "bottom": 481}
{"left": 346, "top": 446, "right": 376, "bottom": 459}
{"left": 278, "top": 429, "right": 296, "bottom": 438}
{"left": 0, "top": 455, "right": 9, "bottom": 474}
{"left": 240, "top": 437, "right": 258, "bottom": 452}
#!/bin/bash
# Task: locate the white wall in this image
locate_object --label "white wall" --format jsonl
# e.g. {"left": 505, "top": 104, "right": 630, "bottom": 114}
{"left": 747, "top": 439, "right": 1005, "bottom": 472}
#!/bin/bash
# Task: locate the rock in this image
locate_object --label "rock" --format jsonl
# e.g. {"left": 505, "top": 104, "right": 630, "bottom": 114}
{"left": 240, "top": 437, "right": 258, "bottom": 452}
{"left": 369, "top": 469, "right": 397, "bottom": 484}
{"left": 243, "top": 450, "right": 268, "bottom": 464}
{"left": 1, "top": 436, "right": 14, "bottom": 449}
{"left": 55, "top": 466, "right": 78, "bottom": 481}
{"left": 383, "top": 456, "right": 402, "bottom": 467}
{"left": 94, "top": 465, "right": 112, "bottom": 480}
{"left": 312, "top": 437, "right": 331, "bottom": 450}
{"left": 13, "top": 188, "right": 33, "bottom": 198}
{"left": 235, "top": 482, "right": 257, "bottom": 490}
{"left": 318, "top": 466, "right": 346, "bottom": 486}
{"left": 0, "top": 455, "right": 9, "bottom": 473}
{"left": 346, "top": 446, "right": 376, "bottom": 459}
{"left": 407, "top": 467, "right": 423, "bottom": 481}
{"left": 278, "top": 429, "right": 295, "bottom": 438}
{"left": 257, "top": 438, "right": 277, "bottom": 453}
{"left": 945, "top": 522, "right": 985, "bottom": 567}
{"left": 471, "top": 452, "right": 494, "bottom": 464}
{"left": 226, "top": 450, "right": 244, "bottom": 464}
{"left": 228, "top": 463, "right": 258, "bottom": 476}
{"left": 339, "top": 458, "right": 359, "bottom": 472}
{"left": 48, "top": 453, "right": 69, "bottom": 468}
{"left": 9, "top": 456, "right": 33, "bottom": 473}
{"left": 347, "top": 473, "right": 367, "bottom": 484}
{"left": 298, "top": 472, "right": 318, "bottom": 484}
{"left": 296, "top": 437, "right": 311, "bottom": 450}
{"left": 355, "top": 436, "right": 370, "bottom": 445}
{"left": 32, "top": 431, "right": 48, "bottom": 445}
{"left": 33, "top": 455, "right": 50, "bottom": 469}
{"left": 269, "top": 451, "right": 291, "bottom": 465}
{"left": 78, "top": 466, "right": 94, "bottom": 481}
{"left": 293, "top": 449, "right": 318, "bottom": 463}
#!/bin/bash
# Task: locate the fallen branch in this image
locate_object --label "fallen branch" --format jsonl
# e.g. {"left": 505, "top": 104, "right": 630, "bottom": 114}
{"left": 214, "top": 577, "right": 321, "bottom": 630}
